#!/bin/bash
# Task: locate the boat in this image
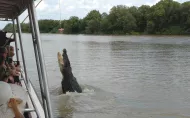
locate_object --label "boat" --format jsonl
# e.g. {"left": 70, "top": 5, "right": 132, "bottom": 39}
{"left": 0, "top": 0, "right": 53, "bottom": 118}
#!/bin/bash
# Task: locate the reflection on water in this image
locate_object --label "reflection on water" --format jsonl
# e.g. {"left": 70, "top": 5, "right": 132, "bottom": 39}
{"left": 18, "top": 34, "right": 190, "bottom": 118}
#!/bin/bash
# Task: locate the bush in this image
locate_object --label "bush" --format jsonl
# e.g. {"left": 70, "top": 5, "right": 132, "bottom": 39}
{"left": 161, "top": 26, "right": 183, "bottom": 35}
{"left": 130, "top": 31, "right": 140, "bottom": 35}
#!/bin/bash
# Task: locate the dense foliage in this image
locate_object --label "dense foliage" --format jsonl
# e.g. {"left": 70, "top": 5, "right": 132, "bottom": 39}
{"left": 3, "top": 0, "right": 190, "bottom": 35}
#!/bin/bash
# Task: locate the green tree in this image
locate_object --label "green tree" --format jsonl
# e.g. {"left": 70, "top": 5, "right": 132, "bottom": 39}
{"left": 3, "top": 23, "right": 13, "bottom": 32}
{"left": 100, "top": 12, "right": 110, "bottom": 34}
{"left": 108, "top": 5, "right": 137, "bottom": 34}
{"left": 138, "top": 5, "right": 151, "bottom": 32}
{"left": 84, "top": 10, "right": 102, "bottom": 34}
{"left": 146, "top": 21, "right": 155, "bottom": 34}
{"left": 21, "top": 23, "right": 30, "bottom": 33}
{"left": 38, "top": 20, "right": 59, "bottom": 33}
{"left": 180, "top": 1, "right": 190, "bottom": 34}
{"left": 64, "top": 16, "right": 80, "bottom": 34}
{"left": 3, "top": 0, "right": 190, "bottom": 35}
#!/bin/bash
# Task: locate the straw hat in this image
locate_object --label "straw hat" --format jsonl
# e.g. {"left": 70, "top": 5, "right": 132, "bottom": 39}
{"left": 0, "top": 82, "right": 27, "bottom": 118}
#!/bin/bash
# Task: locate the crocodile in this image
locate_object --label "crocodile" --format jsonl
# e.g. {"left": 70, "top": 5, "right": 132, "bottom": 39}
{"left": 57, "top": 49, "right": 82, "bottom": 94}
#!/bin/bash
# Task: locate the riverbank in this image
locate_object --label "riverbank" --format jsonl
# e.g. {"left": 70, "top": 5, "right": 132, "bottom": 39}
{"left": 9, "top": 32, "right": 190, "bottom": 37}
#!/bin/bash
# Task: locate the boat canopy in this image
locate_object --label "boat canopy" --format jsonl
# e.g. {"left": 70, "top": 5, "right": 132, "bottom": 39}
{"left": 0, "top": 0, "right": 29, "bottom": 20}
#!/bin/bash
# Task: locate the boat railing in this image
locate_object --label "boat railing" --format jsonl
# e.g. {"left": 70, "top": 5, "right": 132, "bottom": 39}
{"left": 20, "top": 68, "right": 43, "bottom": 117}
{"left": 0, "top": 0, "right": 54, "bottom": 117}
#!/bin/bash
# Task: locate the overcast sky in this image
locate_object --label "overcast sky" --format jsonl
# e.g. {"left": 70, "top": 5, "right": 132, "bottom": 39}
{"left": 0, "top": 0, "right": 188, "bottom": 29}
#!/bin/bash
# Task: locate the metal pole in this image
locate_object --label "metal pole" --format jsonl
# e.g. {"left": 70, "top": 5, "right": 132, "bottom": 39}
{"left": 16, "top": 17, "right": 29, "bottom": 85}
{"left": 28, "top": 5, "right": 48, "bottom": 118}
{"left": 28, "top": 3, "right": 45, "bottom": 98}
{"left": 29, "top": 0, "right": 53, "bottom": 117}
{"left": 16, "top": 17, "right": 41, "bottom": 117}
{"left": 12, "top": 19, "right": 19, "bottom": 61}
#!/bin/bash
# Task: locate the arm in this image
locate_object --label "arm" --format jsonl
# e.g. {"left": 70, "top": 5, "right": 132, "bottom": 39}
{"left": 9, "top": 67, "right": 20, "bottom": 77}
{"left": 9, "top": 98, "right": 24, "bottom": 118}
{"left": 15, "top": 66, "right": 21, "bottom": 72}
{"left": 8, "top": 60, "right": 21, "bottom": 72}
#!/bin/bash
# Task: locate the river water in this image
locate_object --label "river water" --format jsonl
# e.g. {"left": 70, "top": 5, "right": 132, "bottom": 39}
{"left": 17, "top": 34, "right": 190, "bottom": 118}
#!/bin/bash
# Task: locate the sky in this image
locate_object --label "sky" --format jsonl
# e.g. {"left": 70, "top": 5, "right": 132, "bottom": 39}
{"left": 0, "top": 0, "right": 188, "bottom": 29}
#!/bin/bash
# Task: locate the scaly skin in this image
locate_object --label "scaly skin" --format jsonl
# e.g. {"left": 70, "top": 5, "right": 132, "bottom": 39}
{"left": 57, "top": 49, "right": 82, "bottom": 94}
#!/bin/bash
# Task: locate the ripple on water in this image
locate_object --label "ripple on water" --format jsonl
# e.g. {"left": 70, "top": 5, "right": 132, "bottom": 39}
{"left": 20, "top": 34, "right": 190, "bottom": 118}
{"left": 51, "top": 84, "right": 117, "bottom": 118}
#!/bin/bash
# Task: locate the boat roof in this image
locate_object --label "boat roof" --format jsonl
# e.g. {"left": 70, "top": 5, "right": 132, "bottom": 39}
{"left": 0, "top": 0, "right": 30, "bottom": 20}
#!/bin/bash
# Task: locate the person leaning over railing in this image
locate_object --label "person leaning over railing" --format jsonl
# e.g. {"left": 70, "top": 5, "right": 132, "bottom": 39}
{"left": 0, "top": 47, "right": 15, "bottom": 83}
{"left": 6, "top": 46, "right": 21, "bottom": 72}
{"left": 0, "top": 54, "right": 10, "bottom": 82}
{"left": 6, "top": 46, "right": 21, "bottom": 85}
